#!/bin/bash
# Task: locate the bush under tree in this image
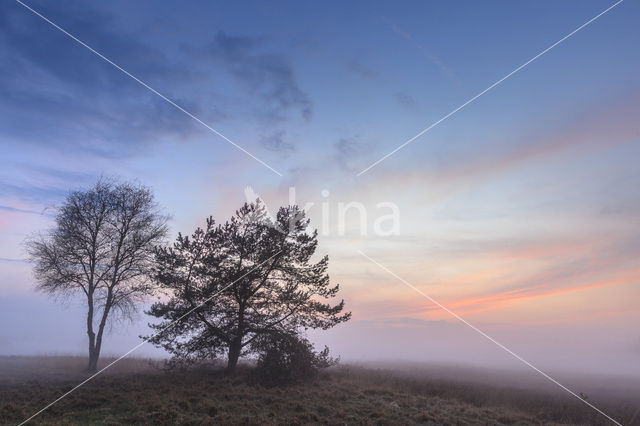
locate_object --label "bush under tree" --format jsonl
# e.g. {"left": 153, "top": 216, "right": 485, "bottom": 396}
{"left": 251, "top": 331, "right": 338, "bottom": 386}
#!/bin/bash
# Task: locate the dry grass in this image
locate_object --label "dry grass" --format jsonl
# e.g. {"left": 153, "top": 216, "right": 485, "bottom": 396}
{"left": 0, "top": 356, "right": 637, "bottom": 425}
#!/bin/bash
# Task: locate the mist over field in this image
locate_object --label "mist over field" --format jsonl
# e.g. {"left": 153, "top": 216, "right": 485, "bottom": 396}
{"left": 2, "top": 271, "right": 639, "bottom": 379}
{"left": 2, "top": 292, "right": 639, "bottom": 381}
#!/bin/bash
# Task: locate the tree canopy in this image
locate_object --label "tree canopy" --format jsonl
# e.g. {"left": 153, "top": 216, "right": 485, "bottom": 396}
{"left": 146, "top": 201, "right": 350, "bottom": 371}
{"left": 27, "top": 179, "right": 168, "bottom": 371}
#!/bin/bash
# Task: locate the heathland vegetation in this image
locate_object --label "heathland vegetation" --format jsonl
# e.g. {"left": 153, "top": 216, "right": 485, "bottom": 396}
{"left": 2, "top": 356, "right": 639, "bottom": 425}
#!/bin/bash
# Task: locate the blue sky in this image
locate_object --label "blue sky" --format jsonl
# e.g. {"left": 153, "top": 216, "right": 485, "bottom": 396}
{"left": 1, "top": 0, "right": 639, "bottom": 374}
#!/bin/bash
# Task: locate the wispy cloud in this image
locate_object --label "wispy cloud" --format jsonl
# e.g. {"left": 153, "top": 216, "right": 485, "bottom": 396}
{"left": 394, "top": 92, "right": 419, "bottom": 110}
{"left": 203, "top": 32, "right": 313, "bottom": 123}
{"left": 344, "top": 58, "right": 379, "bottom": 80}
{"left": 400, "top": 234, "right": 638, "bottom": 318}
{"left": 383, "top": 17, "right": 454, "bottom": 81}
{"left": 0, "top": 205, "right": 45, "bottom": 216}
{"left": 0, "top": 257, "right": 31, "bottom": 264}
{"left": 0, "top": 181, "right": 68, "bottom": 208}
{"left": 260, "top": 130, "right": 294, "bottom": 154}
{"left": 342, "top": 228, "right": 640, "bottom": 324}
{"left": 423, "top": 268, "right": 639, "bottom": 317}
{"left": 370, "top": 90, "right": 640, "bottom": 205}
{"left": 334, "top": 136, "right": 370, "bottom": 172}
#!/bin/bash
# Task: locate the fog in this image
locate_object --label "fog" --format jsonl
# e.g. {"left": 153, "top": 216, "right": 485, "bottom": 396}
{"left": 2, "top": 291, "right": 638, "bottom": 381}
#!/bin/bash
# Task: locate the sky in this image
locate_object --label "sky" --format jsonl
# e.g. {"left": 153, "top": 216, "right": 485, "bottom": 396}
{"left": 1, "top": 0, "right": 639, "bottom": 377}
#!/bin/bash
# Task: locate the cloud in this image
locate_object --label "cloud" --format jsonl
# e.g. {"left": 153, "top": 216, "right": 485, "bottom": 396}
{"left": 0, "top": 205, "right": 44, "bottom": 216}
{"left": 204, "top": 32, "right": 313, "bottom": 123}
{"left": 260, "top": 130, "right": 294, "bottom": 153}
{"left": 334, "top": 136, "right": 369, "bottom": 172}
{"left": 420, "top": 91, "right": 640, "bottom": 203}
{"left": 345, "top": 59, "right": 379, "bottom": 80}
{"left": 0, "top": 258, "right": 30, "bottom": 263}
{"left": 428, "top": 269, "right": 639, "bottom": 317}
{"left": 415, "top": 233, "right": 640, "bottom": 316}
{"left": 367, "top": 90, "right": 640, "bottom": 204}
{"left": 0, "top": 163, "right": 104, "bottom": 210}
{"left": 1, "top": 5, "right": 313, "bottom": 165}
{"left": 0, "top": 3, "right": 207, "bottom": 158}
{"left": 394, "top": 92, "right": 419, "bottom": 110}
{"left": 0, "top": 181, "right": 68, "bottom": 208}
{"left": 342, "top": 228, "right": 640, "bottom": 324}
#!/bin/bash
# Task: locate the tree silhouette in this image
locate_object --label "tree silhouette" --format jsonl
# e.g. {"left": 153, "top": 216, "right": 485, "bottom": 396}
{"left": 145, "top": 201, "right": 350, "bottom": 372}
{"left": 26, "top": 179, "right": 168, "bottom": 372}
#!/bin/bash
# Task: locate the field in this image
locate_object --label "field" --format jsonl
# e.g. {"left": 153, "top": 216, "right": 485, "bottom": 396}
{"left": 1, "top": 356, "right": 639, "bottom": 425}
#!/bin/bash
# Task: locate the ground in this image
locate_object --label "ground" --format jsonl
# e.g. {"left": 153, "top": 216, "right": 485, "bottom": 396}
{"left": 0, "top": 356, "right": 637, "bottom": 425}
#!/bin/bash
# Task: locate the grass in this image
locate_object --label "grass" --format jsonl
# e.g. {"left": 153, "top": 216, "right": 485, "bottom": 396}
{"left": 1, "top": 356, "right": 638, "bottom": 425}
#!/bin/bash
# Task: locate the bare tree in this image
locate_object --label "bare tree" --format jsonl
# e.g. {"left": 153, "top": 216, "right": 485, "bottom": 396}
{"left": 145, "top": 201, "right": 350, "bottom": 372}
{"left": 26, "top": 179, "right": 168, "bottom": 372}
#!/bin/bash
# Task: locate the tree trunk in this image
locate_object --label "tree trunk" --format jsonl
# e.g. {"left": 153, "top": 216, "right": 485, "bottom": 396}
{"left": 227, "top": 339, "right": 241, "bottom": 373}
{"left": 92, "top": 319, "right": 107, "bottom": 373}
{"left": 89, "top": 292, "right": 113, "bottom": 374}
{"left": 91, "top": 331, "right": 103, "bottom": 373}
{"left": 227, "top": 303, "right": 245, "bottom": 373}
{"left": 87, "top": 350, "right": 99, "bottom": 373}
{"left": 87, "top": 293, "right": 97, "bottom": 373}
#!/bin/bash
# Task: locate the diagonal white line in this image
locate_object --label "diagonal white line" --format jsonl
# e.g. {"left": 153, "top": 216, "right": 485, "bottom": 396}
{"left": 357, "top": 0, "right": 624, "bottom": 176}
{"left": 14, "top": 0, "right": 283, "bottom": 177}
{"left": 357, "top": 249, "right": 623, "bottom": 426}
{"left": 18, "top": 250, "right": 283, "bottom": 425}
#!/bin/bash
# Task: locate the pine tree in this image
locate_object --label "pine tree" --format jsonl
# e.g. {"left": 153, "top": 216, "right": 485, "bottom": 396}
{"left": 145, "top": 201, "right": 350, "bottom": 372}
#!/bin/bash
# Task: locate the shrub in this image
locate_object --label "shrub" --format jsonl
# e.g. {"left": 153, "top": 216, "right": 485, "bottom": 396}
{"left": 252, "top": 332, "right": 338, "bottom": 386}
